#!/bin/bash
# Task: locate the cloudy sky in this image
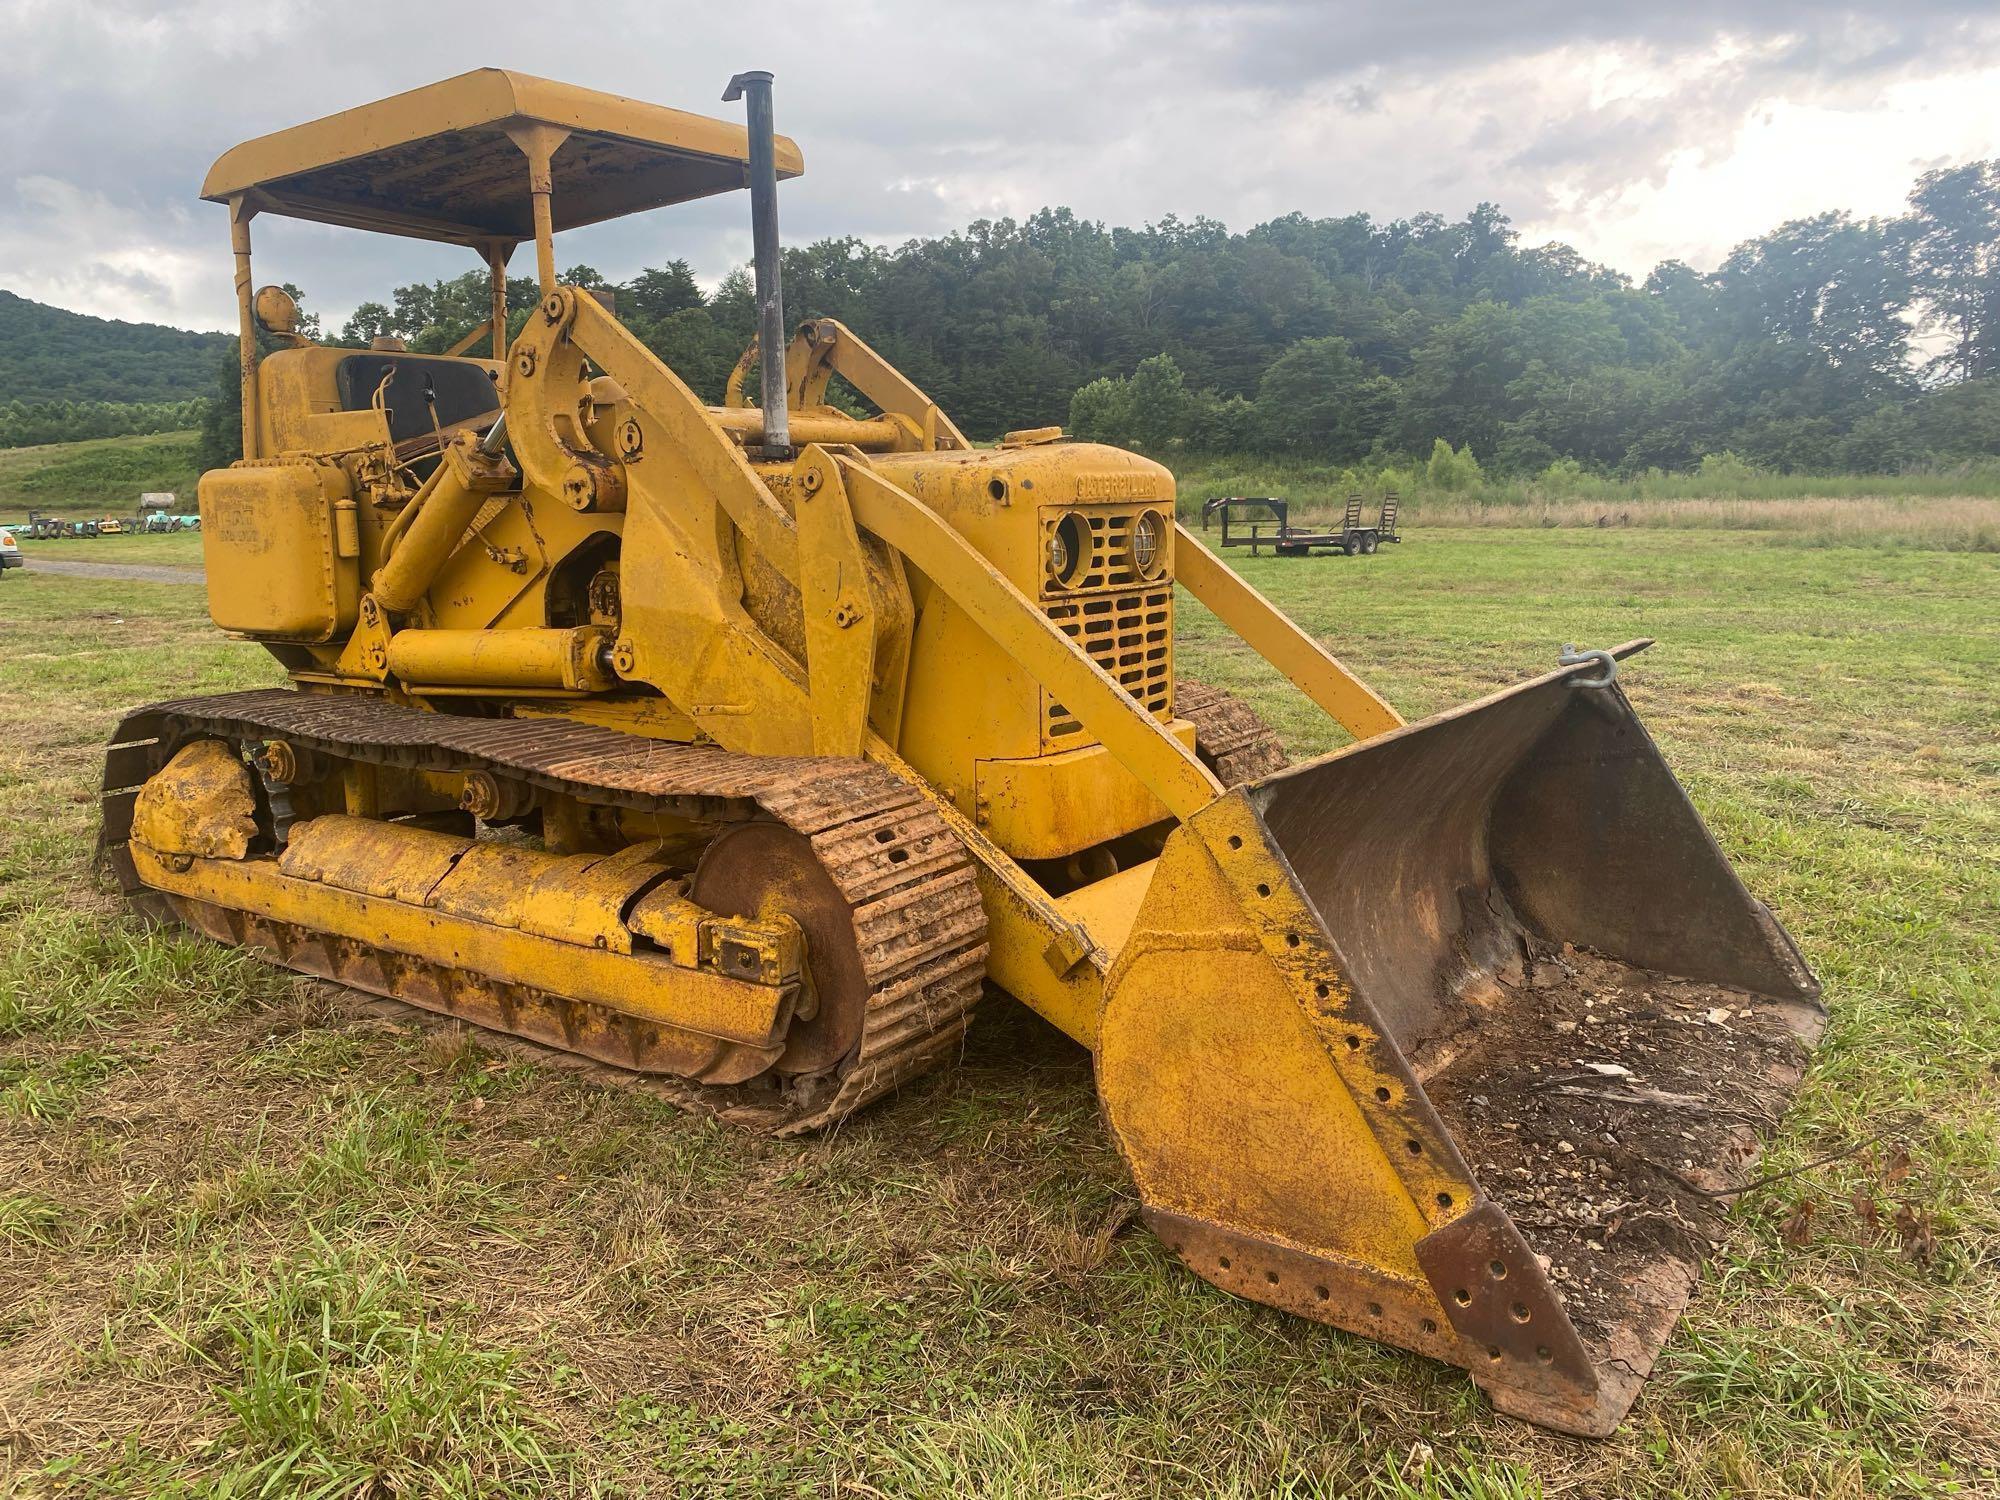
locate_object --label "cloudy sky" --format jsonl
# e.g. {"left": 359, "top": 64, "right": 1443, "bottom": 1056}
{"left": 5, "top": 0, "right": 1999, "bottom": 334}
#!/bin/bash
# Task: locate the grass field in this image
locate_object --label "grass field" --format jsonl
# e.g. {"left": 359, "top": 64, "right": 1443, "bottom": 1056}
{"left": 2, "top": 530, "right": 205, "bottom": 567}
{"left": 0, "top": 526, "right": 1994, "bottom": 1496}
{"left": 1172, "top": 453, "right": 2000, "bottom": 516}
{"left": 0, "top": 431, "right": 199, "bottom": 516}
{"left": 1170, "top": 458, "right": 2000, "bottom": 552}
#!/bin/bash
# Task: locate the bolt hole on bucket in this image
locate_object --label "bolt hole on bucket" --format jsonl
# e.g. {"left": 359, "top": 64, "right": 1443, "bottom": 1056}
{"left": 1097, "top": 649, "right": 1823, "bottom": 1436}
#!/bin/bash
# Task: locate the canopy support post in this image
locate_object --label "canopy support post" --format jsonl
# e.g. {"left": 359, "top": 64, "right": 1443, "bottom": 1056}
{"left": 485, "top": 242, "right": 514, "bottom": 359}
{"left": 229, "top": 196, "right": 260, "bottom": 462}
{"left": 503, "top": 125, "right": 570, "bottom": 296}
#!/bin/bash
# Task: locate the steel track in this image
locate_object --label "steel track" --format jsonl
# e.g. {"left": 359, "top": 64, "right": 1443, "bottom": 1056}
{"left": 100, "top": 689, "right": 988, "bottom": 1135}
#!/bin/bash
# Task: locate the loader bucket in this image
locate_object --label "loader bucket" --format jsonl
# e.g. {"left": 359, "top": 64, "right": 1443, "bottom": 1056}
{"left": 1096, "top": 646, "right": 1823, "bottom": 1435}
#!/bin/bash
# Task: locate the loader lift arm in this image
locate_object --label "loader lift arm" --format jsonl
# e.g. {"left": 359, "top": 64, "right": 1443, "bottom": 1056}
{"left": 551, "top": 294, "right": 1399, "bottom": 816}
{"left": 1172, "top": 526, "right": 1401, "bottom": 740}
{"left": 543, "top": 285, "right": 1227, "bottom": 817}
{"left": 514, "top": 287, "right": 1199, "bottom": 1036}
{"left": 528, "top": 286, "right": 1438, "bottom": 1033}
{"left": 502, "top": 286, "right": 1405, "bottom": 1055}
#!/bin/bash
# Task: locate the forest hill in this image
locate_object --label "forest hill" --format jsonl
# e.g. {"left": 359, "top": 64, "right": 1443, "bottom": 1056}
{"left": 214, "top": 160, "right": 2000, "bottom": 479}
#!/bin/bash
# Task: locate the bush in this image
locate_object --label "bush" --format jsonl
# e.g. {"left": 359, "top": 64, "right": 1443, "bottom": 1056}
{"left": 1067, "top": 376, "right": 1132, "bottom": 446}
{"left": 1425, "top": 438, "right": 1484, "bottom": 492}
{"left": 1068, "top": 354, "right": 1257, "bottom": 455}
{"left": 1696, "top": 450, "right": 1764, "bottom": 486}
{"left": 1252, "top": 337, "right": 1391, "bottom": 460}
{"left": 1124, "top": 355, "right": 1194, "bottom": 452}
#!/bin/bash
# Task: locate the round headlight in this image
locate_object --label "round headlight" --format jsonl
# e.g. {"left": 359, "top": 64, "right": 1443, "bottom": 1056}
{"left": 1048, "top": 512, "right": 1086, "bottom": 588}
{"left": 1132, "top": 509, "right": 1166, "bottom": 578}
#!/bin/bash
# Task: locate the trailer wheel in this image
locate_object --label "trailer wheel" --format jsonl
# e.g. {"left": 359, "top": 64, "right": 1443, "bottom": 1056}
{"left": 1361, "top": 535, "right": 1379, "bottom": 555}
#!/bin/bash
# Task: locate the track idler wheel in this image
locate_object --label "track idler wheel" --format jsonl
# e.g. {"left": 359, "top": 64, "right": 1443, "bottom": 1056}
{"left": 691, "top": 822, "right": 870, "bottom": 1078}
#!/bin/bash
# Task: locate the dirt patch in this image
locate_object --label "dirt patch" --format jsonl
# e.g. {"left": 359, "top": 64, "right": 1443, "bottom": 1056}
{"left": 1420, "top": 946, "right": 1820, "bottom": 1360}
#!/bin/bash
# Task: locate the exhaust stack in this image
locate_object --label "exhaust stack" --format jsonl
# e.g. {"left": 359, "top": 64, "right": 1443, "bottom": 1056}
{"left": 724, "top": 70, "right": 790, "bottom": 457}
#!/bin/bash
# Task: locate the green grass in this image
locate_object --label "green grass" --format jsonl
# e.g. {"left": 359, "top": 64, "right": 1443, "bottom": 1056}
{"left": 1172, "top": 455, "right": 2000, "bottom": 549}
{"left": 5, "top": 528, "right": 205, "bottom": 566}
{"left": 0, "top": 529, "right": 1994, "bottom": 1495}
{"left": 75, "top": 1240, "right": 564, "bottom": 1497}
{"left": 0, "top": 429, "right": 199, "bottom": 515}
{"left": 1172, "top": 451, "right": 2000, "bottom": 505}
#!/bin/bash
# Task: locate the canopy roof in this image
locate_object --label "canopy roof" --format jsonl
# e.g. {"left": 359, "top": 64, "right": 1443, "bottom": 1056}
{"left": 202, "top": 69, "right": 804, "bottom": 246}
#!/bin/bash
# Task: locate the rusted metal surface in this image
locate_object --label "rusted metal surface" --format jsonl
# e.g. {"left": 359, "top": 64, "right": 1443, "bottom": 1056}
{"left": 101, "top": 688, "right": 988, "bottom": 1136}
{"left": 1175, "top": 679, "right": 1288, "bottom": 787}
{"left": 1145, "top": 1208, "right": 1466, "bottom": 1365}
{"left": 691, "top": 821, "right": 870, "bottom": 1077}
{"left": 129, "top": 739, "right": 260, "bottom": 860}
{"left": 1411, "top": 1200, "right": 1598, "bottom": 1416}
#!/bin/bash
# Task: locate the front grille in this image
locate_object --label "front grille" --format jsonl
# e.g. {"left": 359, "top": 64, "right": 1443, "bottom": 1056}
{"left": 1044, "top": 587, "right": 1173, "bottom": 744}
{"left": 1041, "top": 508, "right": 1155, "bottom": 593}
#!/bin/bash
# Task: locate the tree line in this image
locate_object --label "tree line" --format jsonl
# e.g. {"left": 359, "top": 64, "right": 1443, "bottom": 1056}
{"left": 0, "top": 398, "right": 208, "bottom": 451}
{"left": 233, "top": 159, "right": 2000, "bottom": 476}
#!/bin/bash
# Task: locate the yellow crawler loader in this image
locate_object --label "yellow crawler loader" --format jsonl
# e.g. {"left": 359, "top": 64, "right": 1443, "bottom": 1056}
{"left": 100, "top": 69, "right": 1823, "bottom": 1435}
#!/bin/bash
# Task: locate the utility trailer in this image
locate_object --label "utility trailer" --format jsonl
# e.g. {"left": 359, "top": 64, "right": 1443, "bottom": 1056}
{"left": 1201, "top": 493, "right": 1401, "bottom": 556}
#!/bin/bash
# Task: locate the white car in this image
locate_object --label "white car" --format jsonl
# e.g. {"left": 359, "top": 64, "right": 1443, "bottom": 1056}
{"left": 0, "top": 527, "right": 21, "bottom": 577}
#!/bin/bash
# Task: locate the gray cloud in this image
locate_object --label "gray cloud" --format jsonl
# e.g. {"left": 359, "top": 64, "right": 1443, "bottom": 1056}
{"left": 1111, "top": 1, "right": 2000, "bottom": 85}
{"left": 2, "top": 0, "right": 1996, "bottom": 330}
